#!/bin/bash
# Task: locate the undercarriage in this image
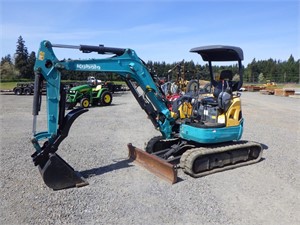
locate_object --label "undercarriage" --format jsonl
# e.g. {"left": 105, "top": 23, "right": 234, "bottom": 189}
{"left": 143, "top": 137, "right": 263, "bottom": 180}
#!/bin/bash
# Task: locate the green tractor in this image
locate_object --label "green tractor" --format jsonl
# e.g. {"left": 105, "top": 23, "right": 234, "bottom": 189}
{"left": 66, "top": 81, "right": 112, "bottom": 109}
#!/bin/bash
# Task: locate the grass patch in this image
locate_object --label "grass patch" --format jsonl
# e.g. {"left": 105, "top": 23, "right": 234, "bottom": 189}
{"left": 0, "top": 82, "right": 17, "bottom": 90}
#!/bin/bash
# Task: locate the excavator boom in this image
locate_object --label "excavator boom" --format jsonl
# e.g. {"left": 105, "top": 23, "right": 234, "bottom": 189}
{"left": 31, "top": 40, "right": 176, "bottom": 190}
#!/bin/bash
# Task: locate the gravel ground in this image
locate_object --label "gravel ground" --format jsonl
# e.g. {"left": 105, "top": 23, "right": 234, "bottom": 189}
{"left": 0, "top": 91, "right": 299, "bottom": 225}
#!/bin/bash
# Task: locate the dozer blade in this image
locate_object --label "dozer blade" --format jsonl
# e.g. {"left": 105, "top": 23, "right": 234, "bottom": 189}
{"left": 127, "top": 143, "right": 177, "bottom": 184}
{"left": 39, "top": 153, "right": 88, "bottom": 190}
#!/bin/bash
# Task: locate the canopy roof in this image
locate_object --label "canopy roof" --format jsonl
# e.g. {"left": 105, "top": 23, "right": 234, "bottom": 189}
{"left": 190, "top": 45, "right": 244, "bottom": 61}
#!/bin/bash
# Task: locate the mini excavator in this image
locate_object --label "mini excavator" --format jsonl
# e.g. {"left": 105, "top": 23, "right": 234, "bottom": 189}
{"left": 31, "top": 41, "right": 263, "bottom": 190}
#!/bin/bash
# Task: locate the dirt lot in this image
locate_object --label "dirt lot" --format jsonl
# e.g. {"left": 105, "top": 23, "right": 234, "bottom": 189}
{"left": 0, "top": 91, "right": 299, "bottom": 225}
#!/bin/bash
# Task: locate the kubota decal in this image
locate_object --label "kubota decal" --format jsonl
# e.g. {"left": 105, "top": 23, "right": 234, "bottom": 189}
{"left": 76, "top": 64, "right": 101, "bottom": 70}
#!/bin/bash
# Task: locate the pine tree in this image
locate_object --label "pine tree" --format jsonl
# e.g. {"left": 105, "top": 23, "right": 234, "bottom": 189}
{"left": 15, "top": 36, "right": 29, "bottom": 78}
{"left": 27, "top": 51, "right": 36, "bottom": 79}
{"left": 1, "top": 54, "right": 13, "bottom": 66}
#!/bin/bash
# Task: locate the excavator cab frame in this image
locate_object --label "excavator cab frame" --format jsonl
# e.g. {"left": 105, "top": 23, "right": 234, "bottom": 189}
{"left": 176, "top": 46, "right": 245, "bottom": 143}
{"left": 190, "top": 45, "right": 244, "bottom": 92}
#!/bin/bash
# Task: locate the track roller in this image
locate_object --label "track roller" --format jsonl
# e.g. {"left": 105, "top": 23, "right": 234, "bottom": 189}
{"left": 180, "top": 141, "right": 263, "bottom": 177}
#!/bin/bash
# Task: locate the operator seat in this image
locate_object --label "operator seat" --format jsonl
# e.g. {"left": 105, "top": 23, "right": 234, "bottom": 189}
{"left": 213, "top": 69, "right": 233, "bottom": 97}
{"left": 215, "top": 70, "right": 234, "bottom": 112}
{"left": 201, "top": 70, "right": 234, "bottom": 112}
{"left": 94, "top": 84, "right": 103, "bottom": 91}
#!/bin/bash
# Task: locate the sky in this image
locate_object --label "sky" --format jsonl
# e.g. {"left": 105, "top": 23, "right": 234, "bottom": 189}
{"left": 0, "top": 0, "right": 299, "bottom": 66}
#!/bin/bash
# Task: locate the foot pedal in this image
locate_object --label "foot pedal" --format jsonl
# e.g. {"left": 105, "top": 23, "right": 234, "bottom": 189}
{"left": 39, "top": 153, "right": 88, "bottom": 190}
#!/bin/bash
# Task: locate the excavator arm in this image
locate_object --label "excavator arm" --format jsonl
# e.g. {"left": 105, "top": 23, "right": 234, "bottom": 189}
{"left": 31, "top": 40, "right": 176, "bottom": 190}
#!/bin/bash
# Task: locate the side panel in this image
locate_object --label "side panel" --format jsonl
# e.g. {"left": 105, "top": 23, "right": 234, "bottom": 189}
{"left": 226, "top": 97, "right": 242, "bottom": 127}
{"left": 180, "top": 119, "right": 244, "bottom": 144}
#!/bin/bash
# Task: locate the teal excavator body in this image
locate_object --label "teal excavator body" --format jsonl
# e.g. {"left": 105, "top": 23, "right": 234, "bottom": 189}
{"left": 31, "top": 41, "right": 262, "bottom": 190}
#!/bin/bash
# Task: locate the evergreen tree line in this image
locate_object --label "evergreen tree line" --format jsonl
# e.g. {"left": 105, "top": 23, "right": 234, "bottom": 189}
{"left": 1, "top": 36, "right": 36, "bottom": 81}
{"left": 1, "top": 36, "right": 299, "bottom": 84}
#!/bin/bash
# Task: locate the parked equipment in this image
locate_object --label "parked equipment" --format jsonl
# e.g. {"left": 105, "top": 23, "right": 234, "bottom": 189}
{"left": 13, "top": 82, "right": 35, "bottom": 95}
{"left": 66, "top": 82, "right": 112, "bottom": 109}
{"left": 31, "top": 41, "right": 263, "bottom": 190}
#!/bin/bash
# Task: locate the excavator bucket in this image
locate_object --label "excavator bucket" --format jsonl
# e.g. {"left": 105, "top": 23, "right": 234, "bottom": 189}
{"left": 38, "top": 153, "right": 88, "bottom": 190}
{"left": 127, "top": 143, "right": 177, "bottom": 184}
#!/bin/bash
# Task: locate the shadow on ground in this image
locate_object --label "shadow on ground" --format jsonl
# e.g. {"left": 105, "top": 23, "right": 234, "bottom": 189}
{"left": 80, "top": 158, "right": 134, "bottom": 178}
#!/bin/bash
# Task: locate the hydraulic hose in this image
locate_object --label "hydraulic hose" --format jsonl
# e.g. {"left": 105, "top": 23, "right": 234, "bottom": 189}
{"left": 32, "top": 73, "right": 43, "bottom": 135}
